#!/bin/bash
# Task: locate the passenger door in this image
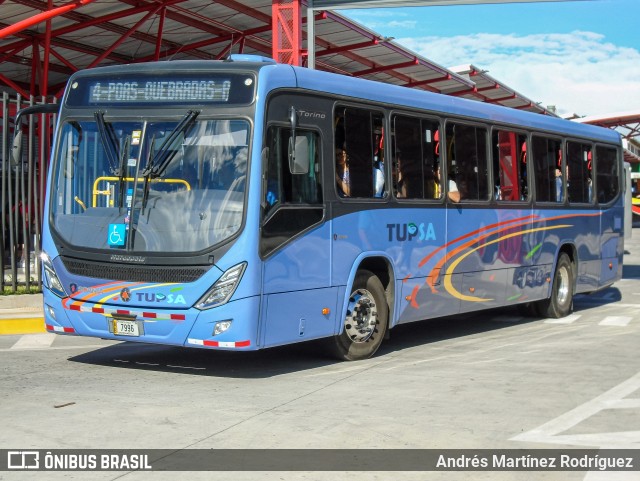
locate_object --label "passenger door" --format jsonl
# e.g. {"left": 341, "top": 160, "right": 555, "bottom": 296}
{"left": 260, "top": 115, "right": 335, "bottom": 347}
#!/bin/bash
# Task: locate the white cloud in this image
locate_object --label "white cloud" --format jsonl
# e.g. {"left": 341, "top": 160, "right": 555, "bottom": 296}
{"left": 398, "top": 31, "right": 640, "bottom": 117}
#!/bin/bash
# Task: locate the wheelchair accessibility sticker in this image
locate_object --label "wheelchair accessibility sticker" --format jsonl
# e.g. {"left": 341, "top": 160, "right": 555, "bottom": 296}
{"left": 108, "top": 224, "right": 126, "bottom": 247}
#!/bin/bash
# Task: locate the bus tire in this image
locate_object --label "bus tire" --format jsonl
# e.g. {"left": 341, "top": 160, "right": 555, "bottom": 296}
{"left": 329, "top": 270, "right": 388, "bottom": 361}
{"left": 536, "top": 253, "right": 574, "bottom": 319}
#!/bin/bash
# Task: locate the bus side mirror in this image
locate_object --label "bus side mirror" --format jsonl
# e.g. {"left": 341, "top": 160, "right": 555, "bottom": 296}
{"left": 11, "top": 103, "right": 60, "bottom": 165}
{"left": 289, "top": 135, "right": 309, "bottom": 175}
{"left": 11, "top": 130, "right": 23, "bottom": 166}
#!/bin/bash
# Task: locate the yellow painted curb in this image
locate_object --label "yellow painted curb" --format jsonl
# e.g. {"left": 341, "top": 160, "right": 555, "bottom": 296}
{"left": 0, "top": 318, "right": 46, "bottom": 335}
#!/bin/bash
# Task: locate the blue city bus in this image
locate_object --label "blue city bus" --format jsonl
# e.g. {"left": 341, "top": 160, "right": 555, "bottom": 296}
{"left": 39, "top": 55, "right": 624, "bottom": 360}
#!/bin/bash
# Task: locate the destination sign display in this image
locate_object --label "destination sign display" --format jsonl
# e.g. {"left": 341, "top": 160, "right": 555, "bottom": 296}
{"left": 66, "top": 73, "right": 255, "bottom": 106}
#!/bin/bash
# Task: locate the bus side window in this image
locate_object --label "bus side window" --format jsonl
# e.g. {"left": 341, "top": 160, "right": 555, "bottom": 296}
{"left": 596, "top": 145, "right": 619, "bottom": 204}
{"left": 334, "top": 107, "right": 385, "bottom": 199}
{"left": 445, "top": 123, "right": 489, "bottom": 201}
{"left": 532, "top": 135, "right": 563, "bottom": 203}
{"left": 493, "top": 130, "right": 528, "bottom": 202}
{"left": 391, "top": 115, "right": 440, "bottom": 200}
{"left": 566, "top": 141, "right": 593, "bottom": 204}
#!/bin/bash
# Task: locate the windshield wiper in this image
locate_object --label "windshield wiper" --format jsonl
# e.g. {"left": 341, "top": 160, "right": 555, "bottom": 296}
{"left": 94, "top": 111, "right": 120, "bottom": 176}
{"left": 141, "top": 110, "right": 199, "bottom": 179}
{"left": 140, "top": 134, "right": 155, "bottom": 212}
{"left": 140, "top": 110, "right": 199, "bottom": 209}
{"left": 116, "top": 135, "right": 131, "bottom": 209}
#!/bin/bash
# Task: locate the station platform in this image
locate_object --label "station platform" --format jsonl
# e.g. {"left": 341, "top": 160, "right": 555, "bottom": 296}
{"left": 0, "top": 294, "right": 45, "bottom": 335}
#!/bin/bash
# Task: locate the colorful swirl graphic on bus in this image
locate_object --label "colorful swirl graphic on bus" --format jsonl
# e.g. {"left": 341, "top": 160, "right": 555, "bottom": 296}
{"left": 62, "top": 281, "right": 187, "bottom": 315}
{"left": 404, "top": 212, "right": 602, "bottom": 306}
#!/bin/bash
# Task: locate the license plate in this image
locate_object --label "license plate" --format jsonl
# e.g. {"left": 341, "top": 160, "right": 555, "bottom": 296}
{"left": 113, "top": 319, "right": 140, "bottom": 336}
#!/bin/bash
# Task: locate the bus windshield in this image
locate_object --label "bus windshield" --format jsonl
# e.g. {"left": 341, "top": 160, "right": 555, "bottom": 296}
{"left": 51, "top": 117, "right": 249, "bottom": 253}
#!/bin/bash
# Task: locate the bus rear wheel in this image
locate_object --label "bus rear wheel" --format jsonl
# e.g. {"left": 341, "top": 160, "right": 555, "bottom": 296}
{"left": 329, "top": 270, "right": 388, "bottom": 361}
{"left": 536, "top": 253, "right": 574, "bottom": 318}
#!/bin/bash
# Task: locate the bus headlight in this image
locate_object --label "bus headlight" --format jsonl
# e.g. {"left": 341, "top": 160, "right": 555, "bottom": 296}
{"left": 196, "top": 263, "right": 246, "bottom": 310}
{"left": 41, "top": 252, "right": 67, "bottom": 298}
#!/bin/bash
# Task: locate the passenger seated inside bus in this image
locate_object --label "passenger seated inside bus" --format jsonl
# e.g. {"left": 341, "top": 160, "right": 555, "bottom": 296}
{"left": 433, "top": 163, "right": 442, "bottom": 199}
{"left": 335, "top": 144, "right": 351, "bottom": 197}
{"left": 394, "top": 151, "right": 424, "bottom": 199}
{"left": 373, "top": 133, "right": 385, "bottom": 198}
{"left": 447, "top": 172, "right": 461, "bottom": 203}
{"left": 373, "top": 156, "right": 384, "bottom": 197}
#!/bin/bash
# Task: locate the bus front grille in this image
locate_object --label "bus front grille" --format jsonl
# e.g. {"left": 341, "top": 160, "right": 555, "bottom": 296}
{"left": 61, "top": 257, "right": 209, "bottom": 283}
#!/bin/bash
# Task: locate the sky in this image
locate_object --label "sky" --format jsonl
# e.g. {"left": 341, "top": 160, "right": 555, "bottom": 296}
{"left": 341, "top": 0, "right": 640, "bottom": 117}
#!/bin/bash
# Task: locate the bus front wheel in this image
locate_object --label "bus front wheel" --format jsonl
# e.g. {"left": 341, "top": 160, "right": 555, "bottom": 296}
{"left": 536, "top": 253, "right": 574, "bottom": 318}
{"left": 329, "top": 270, "right": 388, "bottom": 361}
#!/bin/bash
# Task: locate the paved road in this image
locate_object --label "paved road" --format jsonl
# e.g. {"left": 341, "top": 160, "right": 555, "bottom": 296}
{"left": 1, "top": 231, "right": 640, "bottom": 481}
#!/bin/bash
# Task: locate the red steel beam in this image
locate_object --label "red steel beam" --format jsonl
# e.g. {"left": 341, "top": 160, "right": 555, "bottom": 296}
{"left": 0, "top": 73, "right": 29, "bottom": 97}
{"left": 86, "top": 7, "right": 161, "bottom": 69}
{"left": 405, "top": 74, "right": 451, "bottom": 88}
{"left": 490, "top": 93, "right": 517, "bottom": 102}
{"left": 272, "top": 0, "right": 302, "bottom": 65}
{"left": 316, "top": 39, "right": 378, "bottom": 57}
{"left": 201, "top": 0, "right": 412, "bottom": 82}
{"left": 0, "top": 39, "right": 31, "bottom": 62}
{"left": 0, "top": 36, "right": 32, "bottom": 55}
{"left": 10, "top": 0, "right": 199, "bottom": 59}
{"left": 354, "top": 58, "right": 419, "bottom": 77}
{"left": 214, "top": 0, "right": 272, "bottom": 24}
{"left": 515, "top": 103, "right": 535, "bottom": 111}
{"left": 154, "top": 7, "right": 166, "bottom": 61}
{"left": 49, "top": 46, "right": 78, "bottom": 71}
{"left": 134, "top": 34, "right": 238, "bottom": 63}
{"left": 31, "top": 37, "right": 41, "bottom": 94}
{"left": 42, "top": 0, "right": 53, "bottom": 96}
{"left": 141, "top": 0, "right": 450, "bottom": 94}
{"left": 0, "top": 0, "right": 98, "bottom": 39}
{"left": 118, "top": 0, "right": 273, "bottom": 56}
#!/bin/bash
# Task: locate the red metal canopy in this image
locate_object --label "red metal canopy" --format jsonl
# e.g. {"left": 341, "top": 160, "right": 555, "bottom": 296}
{"left": 573, "top": 111, "right": 640, "bottom": 165}
{"left": 574, "top": 111, "right": 640, "bottom": 142}
{"left": 0, "top": 0, "right": 472, "bottom": 98}
{"left": 0, "top": 0, "right": 553, "bottom": 117}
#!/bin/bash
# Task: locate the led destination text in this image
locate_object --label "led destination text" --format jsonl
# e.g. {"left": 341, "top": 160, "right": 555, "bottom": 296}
{"left": 89, "top": 80, "right": 231, "bottom": 103}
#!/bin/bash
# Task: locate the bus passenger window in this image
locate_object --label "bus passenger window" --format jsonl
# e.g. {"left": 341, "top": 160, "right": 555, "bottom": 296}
{"left": 391, "top": 115, "right": 440, "bottom": 200}
{"left": 596, "top": 145, "right": 619, "bottom": 204}
{"left": 445, "top": 123, "right": 489, "bottom": 201}
{"left": 532, "top": 135, "right": 563, "bottom": 203}
{"left": 566, "top": 141, "right": 593, "bottom": 204}
{"left": 493, "top": 130, "right": 528, "bottom": 201}
{"left": 334, "top": 107, "right": 385, "bottom": 199}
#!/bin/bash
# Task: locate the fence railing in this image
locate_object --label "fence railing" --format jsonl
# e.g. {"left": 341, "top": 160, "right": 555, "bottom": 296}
{"left": 1, "top": 92, "right": 57, "bottom": 294}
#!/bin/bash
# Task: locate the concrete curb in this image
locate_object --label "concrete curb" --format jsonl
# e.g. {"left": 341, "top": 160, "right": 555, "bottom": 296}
{"left": 0, "top": 294, "right": 45, "bottom": 334}
{"left": 0, "top": 293, "right": 43, "bottom": 310}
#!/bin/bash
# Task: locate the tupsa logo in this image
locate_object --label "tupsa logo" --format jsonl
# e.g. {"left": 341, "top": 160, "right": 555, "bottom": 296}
{"left": 387, "top": 222, "right": 437, "bottom": 242}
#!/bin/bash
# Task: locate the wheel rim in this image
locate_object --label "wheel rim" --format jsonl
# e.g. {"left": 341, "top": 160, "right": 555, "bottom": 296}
{"left": 556, "top": 265, "right": 570, "bottom": 306}
{"left": 345, "top": 288, "right": 378, "bottom": 343}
